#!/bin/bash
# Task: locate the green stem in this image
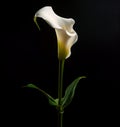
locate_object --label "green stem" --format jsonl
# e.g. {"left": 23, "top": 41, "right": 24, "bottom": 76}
{"left": 58, "top": 60, "right": 65, "bottom": 127}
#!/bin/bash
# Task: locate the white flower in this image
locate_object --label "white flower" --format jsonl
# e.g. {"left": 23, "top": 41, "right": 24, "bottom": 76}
{"left": 34, "top": 6, "right": 78, "bottom": 60}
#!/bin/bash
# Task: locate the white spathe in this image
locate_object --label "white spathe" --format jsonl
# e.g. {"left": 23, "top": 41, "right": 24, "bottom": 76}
{"left": 34, "top": 6, "right": 78, "bottom": 60}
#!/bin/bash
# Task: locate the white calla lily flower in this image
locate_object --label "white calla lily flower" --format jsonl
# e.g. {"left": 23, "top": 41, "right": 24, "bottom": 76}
{"left": 34, "top": 6, "right": 78, "bottom": 60}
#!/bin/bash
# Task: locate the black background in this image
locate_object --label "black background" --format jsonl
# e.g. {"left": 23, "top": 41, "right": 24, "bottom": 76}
{"left": 1, "top": 0, "right": 120, "bottom": 126}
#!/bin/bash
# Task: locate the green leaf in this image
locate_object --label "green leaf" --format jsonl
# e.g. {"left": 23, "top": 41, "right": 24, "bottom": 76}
{"left": 62, "top": 76, "right": 86, "bottom": 108}
{"left": 49, "top": 98, "right": 58, "bottom": 106}
{"left": 25, "top": 84, "right": 58, "bottom": 106}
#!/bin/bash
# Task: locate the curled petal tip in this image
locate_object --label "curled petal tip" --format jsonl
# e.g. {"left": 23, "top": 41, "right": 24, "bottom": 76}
{"left": 33, "top": 16, "right": 40, "bottom": 30}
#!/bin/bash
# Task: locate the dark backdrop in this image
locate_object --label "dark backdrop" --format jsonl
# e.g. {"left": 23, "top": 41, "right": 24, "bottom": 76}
{"left": 1, "top": 0, "right": 120, "bottom": 126}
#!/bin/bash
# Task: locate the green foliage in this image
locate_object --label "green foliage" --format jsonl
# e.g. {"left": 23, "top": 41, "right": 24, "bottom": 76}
{"left": 25, "top": 76, "right": 86, "bottom": 109}
{"left": 25, "top": 84, "right": 58, "bottom": 106}
{"left": 62, "top": 76, "right": 86, "bottom": 108}
{"left": 49, "top": 98, "right": 58, "bottom": 107}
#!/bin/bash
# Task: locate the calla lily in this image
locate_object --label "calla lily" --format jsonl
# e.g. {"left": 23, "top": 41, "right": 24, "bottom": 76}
{"left": 34, "top": 6, "right": 78, "bottom": 60}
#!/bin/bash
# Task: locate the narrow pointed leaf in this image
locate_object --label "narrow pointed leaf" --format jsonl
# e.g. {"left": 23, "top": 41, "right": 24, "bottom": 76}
{"left": 62, "top": 76, "right": 86, "bottom": 108}
{"left": 49, "top": 98, "right": 59, "bottom": 106}
{"left": 25, "top": 84, "right": 58, "bottom": 106}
